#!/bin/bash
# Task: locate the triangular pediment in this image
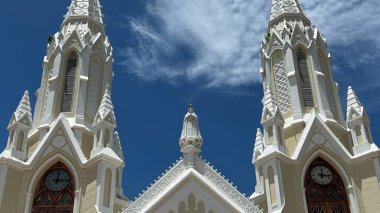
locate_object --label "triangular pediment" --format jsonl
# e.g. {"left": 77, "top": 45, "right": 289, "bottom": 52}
{"left": 261, "top": 107, "right": 274, "bottom": 123}
{"left": 125, "top": 159, "right": 260, "bottom": 213}
{"left": 291, "top": 24, "right": 309, "bottom": 46}
{"left": 93, "top": 110, "right": 116, "bottom": 127}
{"left": 267, "top": 31, "right": 284, "bottom": 55}
{"left": 292, "top": 112, "right": 352, "bottom": 162}
{"left": 7, "top": 113, "right": 32, "bottom": 129}
{"left": 62, "top": 29, "right": 83, "bottom": 52}
{"left": 27, "top": 114, "right": 87, "bottom": 165}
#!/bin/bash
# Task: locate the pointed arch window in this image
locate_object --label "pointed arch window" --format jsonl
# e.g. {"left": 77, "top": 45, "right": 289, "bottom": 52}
{"left": 296, "top": 49, "right": 314, "bottom": 107}
{"left": 61, "top": 52, "right": 78, "bottom": 112}
{"left": 32, "top": 162, "right": 75, "bottom": 213}
{"left": 304, "top": 158, "right": 350, "bottom": 213}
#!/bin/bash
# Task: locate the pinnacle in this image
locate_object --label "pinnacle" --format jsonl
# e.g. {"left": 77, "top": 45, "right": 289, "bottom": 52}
{"left": 263, "top": 86, "right": 278, "bottom": 113}
{"left": 15, "top": 90, "right": 32, "bottom": 122}
{"left": 347, "top": 86, "right": 363, "bottom": 117}
{"left": 255, "top": 128, "right": 264, "bottom": 147}
{"left": 98, "top": 84, "right": 114, "bottom": 118}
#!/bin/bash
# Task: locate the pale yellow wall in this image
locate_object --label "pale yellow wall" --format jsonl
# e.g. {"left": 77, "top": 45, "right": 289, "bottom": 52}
{"left": 0, "top": 167, "right": 25, "bottom": 213}
{"left": 353, "top": 160, "right": 380, "bottom": 213}
{"left": 80, "top": 165, "right": 98, "bottom": 213}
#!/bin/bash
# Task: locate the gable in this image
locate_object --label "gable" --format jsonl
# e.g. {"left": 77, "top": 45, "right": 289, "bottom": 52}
{"left": 125, "top": 160, "right": 261, "bottom": 213}
{"left": 147, "top": 174, "right": 240, "bottom": 213}
{"left": 292, "top": 112, "right": 352, "bottom": 162}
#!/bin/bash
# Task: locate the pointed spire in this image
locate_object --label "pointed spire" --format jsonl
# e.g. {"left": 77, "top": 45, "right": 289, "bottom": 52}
{"left": 98, "top": 84, "right": 114, "bottom": 118}
{"left": 262, "top": 86, "right": 278, "bottom": 113}
{"left": 179, "top": 104, "right": 203, "bottom": 154}
{"left": 64, "top": 0, "right": 104, "bottom": 25}
{"left": 254, "top": 128, "right": 264, "bottom": 153}
{"left": 93, "top": 84, "right": 116, "bottom": 126}
{"left": 15, "top": 90, "right": 32, "bottom": 123}
{"left": 347, "top": 86, "right": 364, "bottom": 117}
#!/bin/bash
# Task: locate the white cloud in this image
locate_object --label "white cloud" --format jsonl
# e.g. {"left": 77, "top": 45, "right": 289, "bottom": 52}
{"left": 122, "top": 0, "right": 380, "bottom": 88}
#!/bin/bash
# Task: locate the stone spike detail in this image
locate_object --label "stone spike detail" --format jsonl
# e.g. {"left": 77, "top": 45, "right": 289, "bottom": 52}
{"left": 263, "top": 86, "right": 278, "bottom": 113}
{"left": 15, "top": 90, "right": 32, "bottom": 122}
{"left": 347, "top": 86, "right": 363, "bottom": 117}
{"left": 64, "top": 0, "right": 103, "bottom": 24}
{"left": 270, "top": 0, "right": 307, "bottom": 22}
{"left": 179, "top": 104, "right": 203, "bottom": 154}
{"left": 254, "top": 128, "right": 264, "bottom": 156}
{"left": 98, "top": 84, "right": 114, "bottom": 118}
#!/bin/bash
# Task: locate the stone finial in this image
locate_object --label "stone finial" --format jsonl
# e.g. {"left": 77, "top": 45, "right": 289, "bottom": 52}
{"left": 14, "top": 90, "right": 33, "bottom": 123}
{"left": 346, "top": 86, "right": 364, "bottom": 117}
{"left": 179, "top": 105, "right": 203, "bottom": 154}
{"left": 64, "top": 0, "right": 103, "bottom": 24}
{"left": 270, "top": 0, "right": 307, "bottom": 22}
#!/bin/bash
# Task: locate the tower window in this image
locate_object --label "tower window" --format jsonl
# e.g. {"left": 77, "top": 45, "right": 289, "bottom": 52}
{"left": 61, "top": 52, "right": 78, "bottom": 112}
{"left": 296, "top": 50, "right": 314, "bottom": 107}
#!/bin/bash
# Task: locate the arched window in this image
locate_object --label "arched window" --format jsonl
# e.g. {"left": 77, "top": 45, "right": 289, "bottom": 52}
{"left": 32, "top": 162, "right": 75, "bottom": 213}
{"left": 296, "top": 49, "right": 314, "bottom": 107}
{"left": 16, "top": 131, "right": 24, "bottom": 151}
{"left": 103, "top": 168, "right": 112, "bottom": 208}
{"left": 304, "top": 158, "right": 350, "bottom": 213}
{"left": 61, "top": 52, "right": 78, "bottom": 112}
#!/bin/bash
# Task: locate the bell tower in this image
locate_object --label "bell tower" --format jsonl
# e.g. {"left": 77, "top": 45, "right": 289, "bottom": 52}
{"left": 0, "top": 1, "right": 127, "bottom": 212}
{"left": 251, "top": 0, "right": 380, "bottom": 212}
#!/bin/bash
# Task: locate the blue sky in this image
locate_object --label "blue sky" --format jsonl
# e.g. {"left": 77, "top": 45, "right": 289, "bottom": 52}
{"left": 0, "top": 0, "right": 379, "bottom": 200}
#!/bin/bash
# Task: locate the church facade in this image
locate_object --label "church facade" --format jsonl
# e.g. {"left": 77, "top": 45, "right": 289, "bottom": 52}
{"left": 0, "top": 0, "right": 379, "bottom": 213}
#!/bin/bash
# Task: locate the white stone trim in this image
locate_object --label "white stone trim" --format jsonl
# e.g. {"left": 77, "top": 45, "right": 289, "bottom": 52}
{"left": 300, "top": 150, "right": 359, "bottom": 213}
{"left": 0, "top": 165, "right": 8, "bottom": 207}
{"left": 24, "top": 153, "right": 81, "bottom": 213}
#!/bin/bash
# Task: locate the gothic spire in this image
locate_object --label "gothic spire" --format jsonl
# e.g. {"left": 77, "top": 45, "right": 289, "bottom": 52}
{"left": 64, "top": 0, "right": 104, "bottom": 25}
{"left": 14, "top": 90, "right": 32, "bottom": 123}
{"left": 347, "top": 86, "right": 364, "bottom": 117}
{"left": 179, "top": 105, "right": 203, "bottom": 155}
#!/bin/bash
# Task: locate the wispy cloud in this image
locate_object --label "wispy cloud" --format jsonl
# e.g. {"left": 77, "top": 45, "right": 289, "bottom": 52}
{"left": 121, "top": 0, "right": 380, "bottom": 88}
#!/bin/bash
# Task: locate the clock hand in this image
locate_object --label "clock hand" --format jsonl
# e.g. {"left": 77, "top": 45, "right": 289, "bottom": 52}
{"left": 55, "top": 171, "right": 61, "bottom": 184}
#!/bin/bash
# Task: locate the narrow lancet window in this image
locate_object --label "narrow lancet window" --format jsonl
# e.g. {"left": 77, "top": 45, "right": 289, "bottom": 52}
{"left": 296, "top": 50, "right": 314, "bottom": 107}
{"left": 61, "top": 52, "right": 78, "bottom": 112}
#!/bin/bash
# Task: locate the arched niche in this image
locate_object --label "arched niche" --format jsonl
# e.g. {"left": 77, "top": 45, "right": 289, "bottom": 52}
{"left": 304, "top": 157, "right": 350, "bottom": 213}
{"left": 31, "top": 162, "right": 75, "bottom": 213}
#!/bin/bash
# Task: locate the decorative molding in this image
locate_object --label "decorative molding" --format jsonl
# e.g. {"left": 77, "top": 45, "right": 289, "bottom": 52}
{"left": 125, "top": 160, "right": 186, "bottom": 212}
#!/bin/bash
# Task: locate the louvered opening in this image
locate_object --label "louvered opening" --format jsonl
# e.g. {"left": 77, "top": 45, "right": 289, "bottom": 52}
{"left": 297, "top": 50, "right": 314, "bottom": 107}
{"left": 61, "top": 52, "right": 78, "bottom": 112}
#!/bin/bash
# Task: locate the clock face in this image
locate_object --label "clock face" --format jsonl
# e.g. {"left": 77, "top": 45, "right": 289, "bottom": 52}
{"left": 310, "top": 166, "right": 333, "bottom": 185}
{"left": 44, "top": 169, "right": 71, "bottom": 192}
